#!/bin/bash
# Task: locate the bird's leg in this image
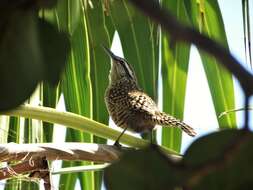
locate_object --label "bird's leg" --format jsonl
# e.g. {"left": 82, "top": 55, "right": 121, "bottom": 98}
{"left": 114, "top": 126, "right": 128, "bottom": 147}
{"left": 150, "top": 131, "right": 157, "bottom": 145}
{"left": 142, "top": 130, "right": 156, "bottom": 145}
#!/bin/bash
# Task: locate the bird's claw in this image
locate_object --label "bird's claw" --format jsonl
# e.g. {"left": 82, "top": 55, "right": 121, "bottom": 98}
{"left": 113, "top": 140, "right": 122, "bottom": 148}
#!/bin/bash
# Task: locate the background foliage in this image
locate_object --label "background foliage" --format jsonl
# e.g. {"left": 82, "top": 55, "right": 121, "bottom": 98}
{"left": 0, "top": 0, "right": 251, "bottom": 189}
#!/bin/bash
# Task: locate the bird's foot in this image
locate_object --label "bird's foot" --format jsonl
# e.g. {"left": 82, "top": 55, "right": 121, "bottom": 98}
{"left": 113, "top": 140, "right": 122, "bottom": 148}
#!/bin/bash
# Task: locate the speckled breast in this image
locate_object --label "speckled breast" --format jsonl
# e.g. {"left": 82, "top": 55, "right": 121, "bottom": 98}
{"left": 105, "top": 79, "right": 137, "bottom": 128}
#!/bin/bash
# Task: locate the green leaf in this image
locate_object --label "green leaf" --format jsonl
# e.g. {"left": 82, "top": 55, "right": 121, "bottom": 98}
{"left": 4, "top": 105, "right": 176, "bottom": 155}
{"left": 18, "top": 88, "right": 43, "bottom": 190}
{"left": 42, "top": 83, "right": 58, "bottom": 142}
{"left": 110, "top": 0, "right": 159, "bottom": 99}
{"left": 184, "top": 130, "right": 253, "bottom": 190}
{"left": 86, "top": 0, "right": 112, "bottom": 125}
{"left": 161, "top": 0, "right": 191, "bottom": 152}
{"left": 7, "top": 117, "right": 20, "bottom": 143}
{"left": 85, "top": 2, "right": 115, "bottom": 188}
{"left": 0, "top": 9, "right": 69, "bottom": 111}
{"left": 104, "top": 145, "right": 185, "bottom": 190}
{"left": 60, "top": 130, "right": 88, "bottom": 190}
{"left": 38, "top": 18, "right": 70, "bottom": 85}
{"left": 55, "top": 0, "right": 81, "bottom": 34}
{"left": 59, "top": 162, "right": 78, "bottom": 190}
{"left": 0, "top": 10, "right": 43, "bottom": 111}
{"left": 105, "top": 130, "right": 253, "bottom": 190}
{"left": 0, "top": 0, "right": 58, "bottom": 9}
{"left": 109, "top": 0, "right": 159, "bottom": 141}
{"left": 185, "top": 0, "right": 237, "bottom": 128}
{"left": 54, "top": 0, "right": 95, "bottom": 189}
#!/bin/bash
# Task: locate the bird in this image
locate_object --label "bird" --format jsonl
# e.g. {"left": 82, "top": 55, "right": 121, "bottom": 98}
{"left": 102, "top": 46, "right": 196, "bottom": 145}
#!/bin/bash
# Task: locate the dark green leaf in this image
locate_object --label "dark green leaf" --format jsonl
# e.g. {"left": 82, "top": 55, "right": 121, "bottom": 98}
{"left": 7, "top": 117, "right": 20, "bottom": 143}
{"left": 105, "top": 130, "right": 253, "bottom": 190}
{"left": 0, "top": 10, "right": 69, "bottom": 111}
{"left": 184, "top": 130, "right": 253, "bottom": 190}
{"left": 38, "top": 19, "right": 70, "bottom": 85}
{"left": 0, "top": 0, "right": 58, "bottom": 9}
{"left": 42, "top": 83, "right": 58, "bottom": 142}
{"left": 35, "top": 0, "right": 58, "bottom": 9}
{"left": 0, "top": 11, "right": 43, "bottom": 111}
{"left": 105, "top": 145, "right": 185, "bottom": 190}
{"left": 38, "top": 18, "right": 70, "bottom": 85}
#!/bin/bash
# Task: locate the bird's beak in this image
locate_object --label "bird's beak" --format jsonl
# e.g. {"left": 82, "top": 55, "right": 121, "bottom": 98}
{"left": 101, "top": 45, "right": 118, "bottom": 61}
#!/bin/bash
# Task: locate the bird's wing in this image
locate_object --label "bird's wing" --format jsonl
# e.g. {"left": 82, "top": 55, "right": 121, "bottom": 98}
{"left": 128, "top": 91, "right": 197, "bottom": 137}
{"left": 128, "top": 91, "right": 159, "bottom": 115}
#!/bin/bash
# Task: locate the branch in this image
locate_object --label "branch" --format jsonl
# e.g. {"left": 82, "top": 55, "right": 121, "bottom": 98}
{"left": 1, "top": 105, "right": 177, "bottom": 155}
{"left": 0, "top": 142, "right": 181, "bottom": 163}
{"left": 0, "top": 143, "right": 121, "bottom": 163}
{"left": 0, "top": 157, "right": 51, "bottom": 190}
{"left": 28, "top": 157, "right": 51, "bottom": 190}
{"left": 0, "top": 142, "right": 181, "bottom": 181}
{"left": 0, "top": 157, "right": 47, "bottom": 179}
{"left": 128, "top": 0, "right": 253, "bottom": 96}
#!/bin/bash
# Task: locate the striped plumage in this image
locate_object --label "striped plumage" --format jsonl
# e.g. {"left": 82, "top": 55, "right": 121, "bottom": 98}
{"left": 103, "top": 46, "right": 196, "bottom": 143}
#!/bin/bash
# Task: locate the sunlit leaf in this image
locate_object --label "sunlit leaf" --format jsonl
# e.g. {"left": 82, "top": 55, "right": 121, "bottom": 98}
{"left": 85, "top": 2, "right": 115, "bottom": 189}
{"left": 185, "top": 0, "right": 237, "bottom": 128}
{"left": 109, "top": 0, "right": 159, "bottom": 141}
{"left": 161, "top": 0, "right": 191, "bottom": 152}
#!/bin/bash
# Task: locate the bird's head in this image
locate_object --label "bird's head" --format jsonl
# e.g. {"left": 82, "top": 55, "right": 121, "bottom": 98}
{"left": 102, "top": 45, "right": 137, "bottom": 84}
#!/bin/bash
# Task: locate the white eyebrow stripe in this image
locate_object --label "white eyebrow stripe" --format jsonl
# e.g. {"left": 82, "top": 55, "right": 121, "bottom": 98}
{"left": 120, "top": 60, "right": 134, "bottom": 79}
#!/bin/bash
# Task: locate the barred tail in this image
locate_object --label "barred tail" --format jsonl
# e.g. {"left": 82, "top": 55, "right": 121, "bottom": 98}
{"left": 152, "top": 112, "right": 197, "bottom": 137}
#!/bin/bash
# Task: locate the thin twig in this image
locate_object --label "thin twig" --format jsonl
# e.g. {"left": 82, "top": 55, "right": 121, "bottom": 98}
{"left": 0, "top": 142, "right": 182, "bottom": 163}
{"left": 0, "top": 142, "right": 181, "bottom": 182}
{"left": 0, "top": 158, "right": 47, "bottom": 180}
{"left": 29, "top": 157, "right": 51, "bottom": 190}
{"left": 244, "top": 95, "right": 250, "bottom": 130}
{"left": 218, "top": 107, "right": 253, "bottom": 118}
